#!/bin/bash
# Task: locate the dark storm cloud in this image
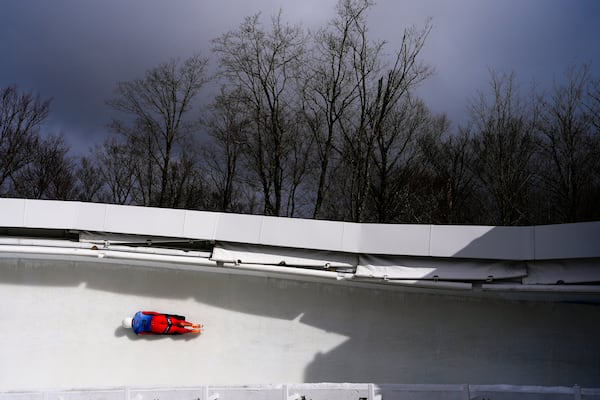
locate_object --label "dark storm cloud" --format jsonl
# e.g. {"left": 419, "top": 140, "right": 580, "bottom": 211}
{"left": 1, "top": 0, "right": 599, "bottom": 154}
{"left": 0, "top": 0, "right": 337, "bottom": 153}
{"left": 369, "top": 0, "right": 600, "bottom": 124}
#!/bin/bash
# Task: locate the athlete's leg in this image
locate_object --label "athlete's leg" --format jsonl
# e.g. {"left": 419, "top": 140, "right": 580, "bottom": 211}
{"left": 167, "top": 325, "right": 199, "bottom": 334}
{"left": 153, "top": 315, "right": 201, "bottom": 333}
{"left": 171, "top": 317, "right": 192, "bottom": 327}
{"left": 165, "top": 314, "right": 186, "bottom": 321}
{"left": 150, "top": 319, "right": 170, "bottom": 334}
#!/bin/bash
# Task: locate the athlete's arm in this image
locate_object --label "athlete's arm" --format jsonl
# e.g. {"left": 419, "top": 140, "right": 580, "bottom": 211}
{"left": 141, "top": 311, "right": 163, "bottom": 316}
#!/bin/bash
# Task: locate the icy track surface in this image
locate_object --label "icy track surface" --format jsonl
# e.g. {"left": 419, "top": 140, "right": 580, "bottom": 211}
{"left": 1, "top": 258, "right": 600, "bottom": 390}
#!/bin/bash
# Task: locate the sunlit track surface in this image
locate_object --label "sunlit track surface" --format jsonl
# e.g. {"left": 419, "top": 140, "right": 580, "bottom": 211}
{"left": 1, "top": 257, "right": 600, "bottom": 390}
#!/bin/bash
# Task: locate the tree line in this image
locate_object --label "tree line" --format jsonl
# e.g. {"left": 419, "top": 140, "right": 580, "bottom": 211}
{"left": 1, "top": 0, "right": 599, "bottom": 225}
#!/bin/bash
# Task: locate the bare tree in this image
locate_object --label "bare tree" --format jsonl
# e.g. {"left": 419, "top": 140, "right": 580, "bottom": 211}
{"left": 213, "top": 12, "right": 308, "bottom": 216}
{"left": 0, "top": 86, "right": 50, "bottom": 195}
{"left": 537, "top": 65, "right": 600, "bottom": 222}
{"left": 163, "top": 150, "right": 208, "bottom": 210}
{"left": 368, "top": 97, "right": 430, "bottom": 222}
{"left": 94, "top": 137, "right": 136, "bottom": 204}
{"left": 204, "top": 88, "right": 251, "bottom": 212}
{"left": 74, "top": 156, "right": 105, "bottom": 202}
{"left": 301, "top": 0, "right": 371, "bottom": 218}
{"left": 107, "top": 55, "right": 209, "bottom": 207}
{"left": 319, "top": 0, "right": 433, "bottom": 222}
{"left": 588, "top": 78, "right": 600, "bottom": 132}
{"left": 419, "top": 120, "right": 477, "bottom": 224}
{"left": 10, "top": 135, "right": 76, "bottom": 200}
{"left": 336, "top": 0, "right": 381, "bottom": 222}
{"left": 366, "top": 28, "right": 433, "bottom": 222}
{"left": 468, "top": 71, "right": 539, "bottom": 225}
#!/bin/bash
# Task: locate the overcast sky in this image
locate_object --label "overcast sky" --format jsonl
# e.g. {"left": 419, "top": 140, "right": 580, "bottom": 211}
{"left": 1, "top": 0, "right": 599, "bottom": 155}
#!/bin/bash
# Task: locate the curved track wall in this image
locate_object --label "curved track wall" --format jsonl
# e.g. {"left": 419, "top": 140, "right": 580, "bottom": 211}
{"left": 1, "top": 199, "right": 599, "bottom": 390}
{"left": 1, "top": 257, "right": 599, "bottom": 390}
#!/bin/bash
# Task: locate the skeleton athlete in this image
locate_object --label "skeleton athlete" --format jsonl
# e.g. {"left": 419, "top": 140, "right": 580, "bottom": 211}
{"left": 122, "top": 311, "right": 202, "bottom": 335}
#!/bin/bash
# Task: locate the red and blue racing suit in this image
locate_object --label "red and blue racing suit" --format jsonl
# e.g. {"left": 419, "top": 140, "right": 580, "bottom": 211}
{"left": 131, "top": 311, "right": 193, "bottom": 335}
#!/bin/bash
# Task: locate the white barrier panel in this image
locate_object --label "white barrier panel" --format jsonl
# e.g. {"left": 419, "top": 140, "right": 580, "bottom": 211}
{"left": 1, "top": 198, "right": 600, "bottom": 260}
{"left": 2, "top": 385, "right": 598, "bottom": 400}
{"left": 523, "top": 259, "right": 600, "bottom": 284}
{"left": 357, "top": 255, "right": 527, "bottom": 280}
{"left": 212, "top": 242, "right": 356, "bottom": 268}
{"left": 130, "top": 387, "right": 208, "bottom": 400}
{"left": 534, "top": 222, "right": 600, "bottom": 260}
{"left": 430, "top": 225, "right": 533, "bottom": 259}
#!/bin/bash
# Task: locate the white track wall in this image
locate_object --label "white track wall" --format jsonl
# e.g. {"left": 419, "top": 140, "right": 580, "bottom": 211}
{"left": 1, "top": 199, "right": 599, "bottom": 391}
{"left": 1, "top": 198, "right": 599, "bottom": 260}
{"left": 1, "top": 258, "right": 599, "bottom": 390}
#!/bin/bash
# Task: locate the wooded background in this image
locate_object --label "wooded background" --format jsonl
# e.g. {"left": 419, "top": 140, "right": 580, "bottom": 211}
{"left": 2, "top": 1, "right": 599, "bottom": 225}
